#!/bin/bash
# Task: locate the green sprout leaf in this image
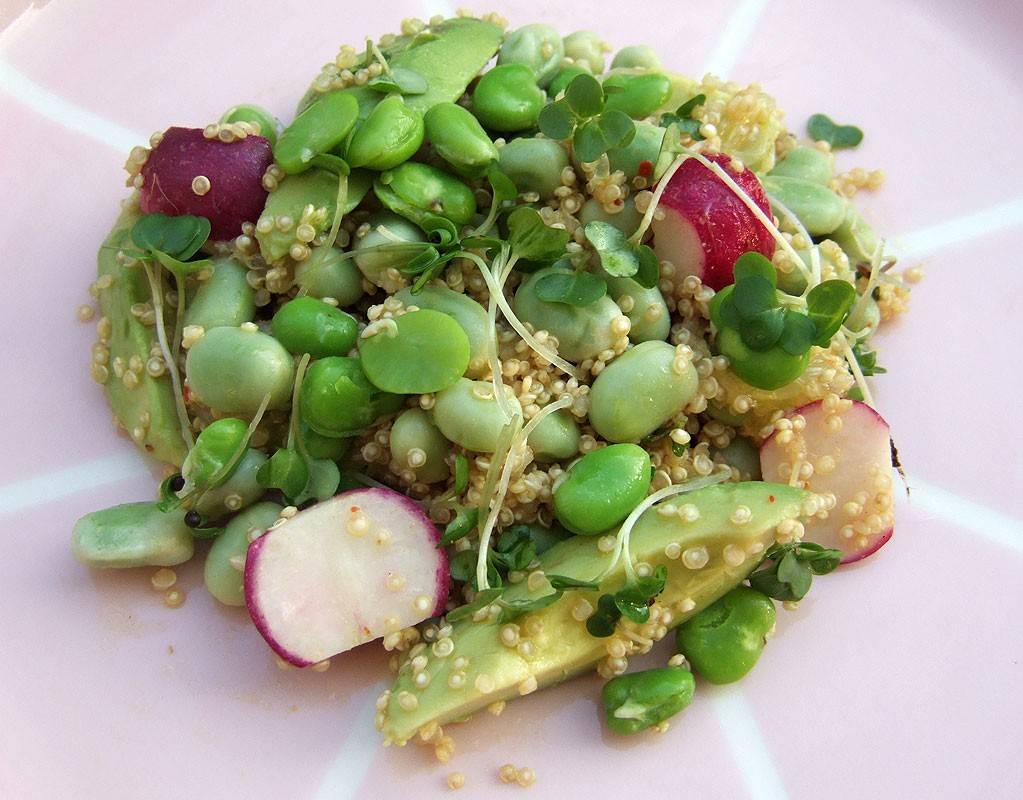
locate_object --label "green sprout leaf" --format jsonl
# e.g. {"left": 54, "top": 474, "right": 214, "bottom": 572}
{"left": 547, "top": 575, "right": 601, "bottom": 591}
{"left": 747, "top": 541, "right": 843, "bottom": 602}
{"left": 660, "top": 93, "right": 706, "bottom": 141}
{"left": 446, "top": 588, "right": 504, "bottom": 623}
{"left": 807, "top": 113, "right": 864, "bottom": 149}
{"left": 633, "top": 244, "right": 660, "bottom": 289}
{"left": 497, "top": 591, "right": 563, "bottom": 623}
{"left": 256, "top": 449, "right": 310, "bottom": 500}
{"left": 534, "top": 270, "right": 608, "bottom": 307}
{"left": 805, "top": 279, "right": 857, "bottom": 346}
{"left": 565, "top": 72, "right": 605, "bottom": 118}
{"left": 733, "top": 251, "right": 777, "bottom": 286}
{"left": 777, "top": 311, "right": 817, "bottom": 356}
{"left": 366, "top": 66, "right": 429, "bottom": 95}
{"left": 506, "top": 207, "right": 570, "bottom": 263}
{"left": 852, "top": 343, "right": 887, "bottom": 376}
{"left": 131, "top": 213, "right": 211, "bottom": 261}
{"left": 740, "top": 308, "right": 786, "bottom": 352}
{"left": 732, "top": 275, "right": 778, "bottom": 317}
{"left": 440, "top": 505, "right": 480, "bottom": 547}
{"left": 538, "top": 99, "right": 577, "bottom": 141}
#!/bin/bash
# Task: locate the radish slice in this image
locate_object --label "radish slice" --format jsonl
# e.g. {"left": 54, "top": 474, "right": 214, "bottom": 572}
{"left": 244, "top": 488, "right": 449, "bottom": 666}
{"left": 759, "top": 397, "right": 894, "bottom": 563}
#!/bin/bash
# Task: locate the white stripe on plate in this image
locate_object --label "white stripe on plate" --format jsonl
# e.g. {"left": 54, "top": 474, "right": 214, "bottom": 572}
{"left": 905, "top": 476, "right": 1022, "bottom": 551}
{"left": 0, "top": 452, "right": 150, "bottom": 516}
{"left": 313, "top": 684, "right": 388, "bottom": 800}
{"left": 891, "top": 196, "right": 1023, "bottom": 257}
{"left": 420, "top": 0, "right": 455, "bottom": 21}
{"left": 713, "top": 685, "right": 790, "bottom": 800}
{"left": 701, "top": 0, "right": 771, "bottom": 78}
{"left": 0, "top": 59, "right": 144, "bottom": 153}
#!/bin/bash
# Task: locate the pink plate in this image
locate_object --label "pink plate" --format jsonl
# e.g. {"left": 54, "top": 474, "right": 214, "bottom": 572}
{"left": 1, "top": 2, "right": 1021, "bottom": 798}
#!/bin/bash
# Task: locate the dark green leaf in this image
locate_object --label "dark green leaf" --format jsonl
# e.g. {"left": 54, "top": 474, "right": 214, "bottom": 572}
{"left": 256, "top": 449, "right": 310, "bottom": 499}
{"left": 446, "top": 588, "right": 504, "bottom": 622}
{"left": 852, "top": 343, "right": 886, "bottom": 376}
{"left": 421, "top": 214, "right": 459, "bottom": 246}
{"left": 676, "top": 93, "right": 706, "bottom": 118}
{"left": 740, "top": 308, "right": 785, "bottom": 351}
{"left": 748, "top": 570, "right": 792, "bottom": 601}
{"left": 188, "top": 522, "right": 225, "bottom": 539}
{"left": 448, "top": 548, "right": 479, "bottom": 583}
{"left": 547, "top": 574, "right": 601, "bottom": 591}
{"left": 453, "top": 453, "right": 470, "bottom": 495}
{"left": 597, "top": 109, "right": 636, "bottom": 150}
{"left": 498, "top": 591, "right": 563, "bottom": 622}
{"left": 440, "top": 506, "right": 479, "bottom": 546}
{"left": 806, "top": 279, "right": 857, "bottom": 345}
{"left": 365, "top": 66, "right": 429, "bottom": 95}
{"left": 506, "top": 206, "right": 570, "bottom": 262}
{"left": 535, "top": 270, "right": 607, "bottom": 307}
{"left": 633, "top": 244, "right": 660, "bottom": 289}
{"left": 710, "top": 284, "right": 741, "bottom": 331}
{"left": 776, "top": 550, "right": 813, "bottom": 600}
{"left": 777, "top": 311, "right": 816, "bottom": 356}
{"left": 805, "top": 549, "right": 843, "bottom": 575}
{"left": 660, "top": 93, "right": 706, "bottom": 141}
{"left": 585, "top": 220, "right": 640, "bottom": 278}
{"left": 731, "top": 274, "right": 778, "bottom": 317}
{"left": 399, "top": 245, "right": 442, "bottom": 275}
{"left": 733, "top": 251, "right": 778, "bottom": 286}
{"left": 537, "top": 99, "right": 577, "bottom": 141}
{"left": 807, "top": 113, "right": 864, "bottom": 149}
{"left": 131, "top": 213, "right": 211, "bottom": 261}
{"left": 459, "top": 235, "right": 504, "bottom": 253}
{"left": 565, "top": 72, "right": 605, "bottom": 118}
{"left": 586, "top": 593, "right": 622, "bottom": 637}
{"left": 487, "top": 163, "right": 519, "bottom": 205}
{"left": 573, "top": 119, "right": 610, "bottom": 163}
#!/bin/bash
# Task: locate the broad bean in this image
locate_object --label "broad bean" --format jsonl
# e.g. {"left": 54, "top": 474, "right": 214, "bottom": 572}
{"left": 553, "top": 443, "right": 651, "bottom": 535}
{"left": 767, "top": 145, "right": 834, "bottom": 185}
{"left": 762, "top": 175, "right": 847, "bottom": 236}
{"left": 345, "top": 94, "right": 425, "bottom": 171}
{"left": 352, "top": 210, "right": 427, "bottom": 293}
{"left": 424, "top": 102, "right": 499, "bottom": 179}
{"left": 359, "top": 309, "right": 471, "bottom": 394}
{"left": 498, "top": 23, "right": 565, "bottom": 87}
{"left": 294, "top": 247, "right": 366, "bottom": 307}
{"left": 602, "top": 72, "right": 673, "bottom": 119}
{"left": 562, "top": 30, "right": 607, "bottom": 73}
{"left": 389, "top": 407, "right": 450, "bottom": 484}
{"left": 376, "top": 162, "right": 477, "bottom": 226}
{"left": 472, "top": 63, "right": 546, "bottom": 132}
{"left": 72, "top": 501, "right": 194, "bottom": 568}
{"left": 192, "top": 448, "right": 269, "bottom": 519}
{"left": 183, "top": 257, "right": 256, "bottom": 330}
{"left": 394, "top": 284, "right": 494, "bottom": 378}
{"left": 220, "top": 103, "right": 280, "bottom": 147}
{"left": 204, "top": 501, "right": 283, "bottom": 605}
{"left": 498, "top": 137, "right": 570, "bottom": 200}
{"left": 601, "top": 666, "right": 695, "bottom": 735}
{"left": 432, "top": 378, "right": 522, "bottom": 453}
{"left": 610, "top": 45, "right": 662, "bottom": 70}
{"left": 273, "top": 90, "right": 359, "bottom": 174}
{"left": 300, "top": 356, "right": 402, "bottom": 438}
{"left": 271, "top": 296, "right": 358, "bottom": 357}
{"left": 526, "top": 408, "right": 580, "bottom": 463}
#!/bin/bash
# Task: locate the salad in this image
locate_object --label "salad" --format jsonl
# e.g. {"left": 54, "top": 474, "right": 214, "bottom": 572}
{"left": 73, "top": 11, "right": 909, "bottom": 758}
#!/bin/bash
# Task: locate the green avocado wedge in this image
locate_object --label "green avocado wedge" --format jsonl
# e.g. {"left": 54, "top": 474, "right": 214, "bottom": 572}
{"left": 377, "top": 481, "right": 811, "bottom": 745}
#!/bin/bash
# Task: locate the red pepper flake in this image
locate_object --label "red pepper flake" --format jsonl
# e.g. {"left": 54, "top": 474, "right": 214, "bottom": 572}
{"left": 769, "top": 495, "right": 775, "bottom": 502}
{"left": 638, "top": 159, "right": 653, "bottom": 178}
{"left": 351, "top": 506, "right": 360, "bottom": 513}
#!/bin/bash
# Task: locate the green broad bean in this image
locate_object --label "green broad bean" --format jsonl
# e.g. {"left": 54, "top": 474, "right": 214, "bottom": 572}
{"left": 184, "top": 325, "right": 294, "bottom": 414}
{"left": 220, "top": 103, "right": 280, "bottom": 147}
{"left": 432, "top": 378, "right": 522, "bottom": 453}
{"left": 578, "top": 197, "right": 643, "bottom": 237}
{"left": 767, "top": 146, "right": 834, "bottom": 185}
{"left": 352, "top": 210, "right": 428, "bottom": 293}
{"left": 610, "top": 45, "right": 662, "bottom": 70}
{"left": 72, "top": 501, "right": 194, "bottom": 568}
{"left": 710, "top": 435, "right": 762, "bottom": 482}
{"left": 423, "top": 102, "right": 499, "bottom": 179}
{"left": 471, "top": 63, "right": 546, "bottom": 132}
{"left": 553, "top": 443, "right": 651, "bottom": 535}
{"left": 300, "top": 356, "right": 401, "bottom": 438}
{"left": 675, "top": 585, "right": 776, "bottom": 684}
{"left": 498, "top": 23, "right": 565, "bottom": 87}
{"left": 547, "top": 65, "right": 589, "bottom": 97}
{"left": 498, "top": 137, "right": 570, "bottom": 200}
{"left": 377, "top": 162, "right": 477, "bottom": 226}
{"left": 526, "top": 407, "right": 580, "bottom": 463}
{"left": 192, "top": 447, "right": 269, "bottom": 519}
{"left": 389, "top": 407, "right": 450, "bottom": 484}
{"left": 294, "top": 247, "right": 366, "bottom": 307}
{"left": 602, "top": 72, "right": 673, "bottom": 119}
{"left": 203, "top": 501, "right": 283, "bottom": 605}
{"left": 830, "top": 204, "right": 879, "bottom": 264}
{"left": 394, "top": 285, "right": 494, "bottom": 379}
{"left": 563, "top": 30, "right": 608, "bottom": 73}
{"left": 604, "top": 120, "right": 665, "bottom": 182}
{"left": 183, "top": 257, "right": 256, "bottom": 330}
{"left": 360, "top": 309, "right": 471, "bottom": 394}
{"left": 182, "top": 417, "right": 248, "bottom": 485}
{"left": 601, "top": 666, "right": 695, "bottom": 735}
{"left": 273, "top": 90, "right": 360, "bottom": 174}
{"left": 588, "top": 340, "right": 699, "bottom": 443}
{"left": 271, "top": 296, "right": 358, "bottom": 357}
{"left": 512, "top": 266, "right": 627, "bottom": 363}
{"left": 299, "top": 423, "right": 351, "bottom": 461}
{"left": 762, "top": 175, "right": 847, "bottom": 237}
{"left": 345, "top": 94, "right": 425, "bottom": 171}
{"left": 846, "top": 295, "right": 881, "bottom": 340}
{"left": 601, "top": 272, "right": 670, "bottom": 343}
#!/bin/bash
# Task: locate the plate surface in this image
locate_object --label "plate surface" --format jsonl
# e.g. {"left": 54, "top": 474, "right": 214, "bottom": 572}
{"left": 1, "top": 1, "right": 1021, "bottom": 798}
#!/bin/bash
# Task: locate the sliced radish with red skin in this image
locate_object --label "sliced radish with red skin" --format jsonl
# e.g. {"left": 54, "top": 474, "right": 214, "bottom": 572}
{"left": 139, "top": 126, "right": 272, "bottom": 241}
{"left": 651, "top": 152, "right": 775, "bottom": 291}
{"left": 244, "top": 488, "right": 449, "bottom": 666}
{"left": 759, "top": 397, "right": 894, "bottom": 563}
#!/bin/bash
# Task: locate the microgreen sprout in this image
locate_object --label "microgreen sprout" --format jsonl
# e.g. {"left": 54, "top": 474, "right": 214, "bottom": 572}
{"left": 659, "top": 93, "right": 706, "bottom": 141}
{"left": 747, "top": 541, "right": 842, "bottom": 602}
{"left": 807, "top": 113, "right": 864, "bottom": 149}
{"left": 539, "top": 73, "right": 636, "bottom": 162}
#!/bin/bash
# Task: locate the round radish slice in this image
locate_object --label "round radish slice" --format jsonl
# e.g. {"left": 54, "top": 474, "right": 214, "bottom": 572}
{"left": 759, "top": 397, "right": 894, "bottom": 563}
{"left": 244, "top": 488, "right": 449, "bottom": 666}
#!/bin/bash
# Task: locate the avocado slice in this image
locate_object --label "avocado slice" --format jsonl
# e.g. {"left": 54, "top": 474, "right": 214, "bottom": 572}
{"left": 377, "top": 481, "right": 811, "bottom": 744}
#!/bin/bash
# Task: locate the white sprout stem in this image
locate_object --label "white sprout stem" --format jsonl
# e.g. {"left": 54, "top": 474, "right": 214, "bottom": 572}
{"left": 140, "top": 260, "right": 194, "bottom": 450}
{"left": 520, "top": 394, "right": 573, "bottom": 441}
{"left": 629, "top": 151, "right": 689, "bottom": 246}
{"left": 835, "top": 329, "right": 877, "bottom": 409}
{"left": 847, "top": 238, "right": 887, "bottom": 328}
{"left": 475, "top": 416, "right": 524, "bottom": 591}
{"left": 287, "top": 354, "right": 312, "bottom": 454}
{"left": 762, "top": 192, "right": 819, "bottom": 291}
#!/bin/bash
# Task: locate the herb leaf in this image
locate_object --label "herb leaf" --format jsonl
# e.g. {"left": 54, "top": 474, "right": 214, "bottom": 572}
{"left": 506, "top": 207, "right": 570, "bottom": 263}
{"left": 807, "top": 113, "right": 864, "bottom": 149}
{"left": 805, "top": 279, "right": 857, "bottom": 346}
{"left": 534, "top": 270, "right": 608, "bottom": 307}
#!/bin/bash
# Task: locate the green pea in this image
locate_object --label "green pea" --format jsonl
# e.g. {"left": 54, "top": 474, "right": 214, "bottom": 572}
{"left": 389, "top": 407, "right": 450, "bottom": 484}
{"left": 578, "top": 197, "right": 643, "bottom": 237}
{"left": 271, "top": 297, "right": 358, "bottom": 357}
{"left": 192, "top": 448, "right": 269, "bottom": 519}
{"left": 360, "top": 309, "right": 471, "bottom": 394}
{"left": 432, "top": 378, "right": 522, "bottom": 453}
{"left": 498, "top": 23, "right": 565, "bottom": 87}
{"left": 553, "top": 443, "right": 651, "bottom": 535}
{"left": 183, "top": 257, "right": 256, "bottom": 330}
{"left": 601, "top": 666, "right": 695, "bottom": 735}
{"left": 183, "top": 417, "right": 248, "bottom": 486}
{"left": 472, "top": 63, "right": 546, "bottom": 132}
{"left": 587, "top": 340, "right": 699, "bottom": 443}
{"left": 394, "top": 285, "right": 494, "bottom": 378}
{"left": 610, "top": 45, "right": 662, "bottom": 70}
{"left": 563, "top": 30, "right": 607, "bottom": 73}
{"left": 300, "top": 356, "right": 400, "bottom": 438}
{"left": 424, "top": 102, "right": 499, "bottom": 179}
{"left": 377, "top": 162, "right": 477, "bottom": 226}
{"left": 767, "top": 146, "right": 834, "bottom": 185}
{"left": 527, "top": 408, "right": 580, "bottom": 463}
{"left": 204, "top": 501, "right": 283, "bottom": 605}
{"left": 352, "top": 210, "right": 428, "bottom": 293}
{"left": 604, "top": 120, "right": 665, "bottom": 182}
{"left": 72, "top": 501, "right": 194, "bottom": 568}
{"left": 299, "top": 423, "right": 350, "bottom": 461}
{"left": 274, "top": 90, "right": 359, "bottom": 174}
{"left": 761, "top": 175, "right": 848, "bottom": 236}
{"left": 715, "top": 325, "right": 809, "bottom": 391}
{"left": 220, "top": 103, "right": 280, "bottom": 147}
{"left": 294, "top": 247, "right": 366, "bottom": 307}
{"left": 512, "top": 266, "right": 627, "bottom": 363}
{"left": 602, "top": 72, "right": 673, "bottom": 119}
{"left": 548, "top": 65, "right": 589, "bottom": 97}
{"left": 345, "top": 94, "right": 425, "bottom": 171}
{"left": 675, "top": 585, "right": 776, "bottom": 684}
{"left": 498, "top": 137, "right": 570, "bottom": 200}
{"left": 185, "top": 325, "right": 294, "bottom": 414}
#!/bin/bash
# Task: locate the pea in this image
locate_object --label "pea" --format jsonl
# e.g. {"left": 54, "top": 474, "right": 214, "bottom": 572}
{"left": 424, "top": 102, "right": 499, "bottom": 179}
{"left": 563, "top": 30, "right": 607, "bottom": 73}
{"left": 345, "top": 94, "right": 425, "bottom": 171}
{"left": 377, "top": 161, "right": 477, "bottom": 226}
{"left": 294, "top": 247, "right": 366, "bottom": 307}
{"left": 299, "top": 423, "right": 350, "bottom": 462}
{"left": 526, "top": 408, "right": 580, "bottom": 463}
{"left": 300, "top": 356, "right": 400, "bottom": 438}
{"left": 472, "top": 63, "right": 546, "bottom": 132}
{"left": 498, "top": 23, "right": 565, "bottom": 87}
{"left": 359, "top": 309, "right": 471, "bottom": 394}
{"left": 220, "top": 103, "right": 280, "bottom": 147}
{"left": 553, "top": 443, "right": 651, "bottom": 535}
{"left": 610, "top": 45, "right": 662, "bottom": 70}
{"left": 587, "top": 340, "right": 699, "bottom": 443}
{"left": 182, "top": 417, "right": 248, "bottom": 486}
{"left": 498, "top": 137, "right": 570, "bottom": 200}
{"left": 203, "top": 501, "right": 283, "bottom": 605}
{"left": 394, "top": 285, "right": 494, "bottom": 379}
{"left": 601, "top": 666, "right": 695, "bottom": 735}
{"left": 71, "top": 501, "right": 194, "bottom": 568}
{"left": 675, "top": 585, "right": 776, "bottom": 684}
{"left": 273, "top": 90, "right": 359, "bottom": 174}
{"left": 185, "top": 325, "right": 294, "bottom": 415}
{"left": 271, "top": 297, "right": 358, "bottom": 357}
{"left": 183, "top": 256, "right": 256, "bottom": 330}
{"left": 389, "top": 407, "right": 450, "bottom": 484}
{"left": 432, "top": 378, "right": 522, "bottom": 453}
{"left": 353, "top": 210, "right": 428, "bottom": 293}
{"left": 601, "top": 72, "right": 673, "bottom": 119}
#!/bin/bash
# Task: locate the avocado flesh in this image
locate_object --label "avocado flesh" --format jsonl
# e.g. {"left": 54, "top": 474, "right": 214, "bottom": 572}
{"left": 378, "top": 481, "right": 810, "bottom": 744}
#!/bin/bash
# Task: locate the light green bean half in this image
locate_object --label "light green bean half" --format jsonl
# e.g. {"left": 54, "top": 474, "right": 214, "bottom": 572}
{"left": 204, "top": 501, "right": 283, "bottom": 605}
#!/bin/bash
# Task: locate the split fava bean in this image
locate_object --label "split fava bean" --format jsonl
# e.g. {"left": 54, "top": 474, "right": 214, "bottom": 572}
{"left": 389, "top": 407, "right": 450, "bottom": 484}
{"left": 191, "top": 448, "right": 269, "bottom": 519}
{"left": 610, "top": 45, "right": 662, "bottom": 70}
{"left": 424, "top": 102, "right": 499, "bottom": 179}
{"left": 394, "top": 284, "right": 493, "bottom": 379}
{"left": 498, "top": 137, "right": 570, "bottom": 200}
{"left": 204, "top": 501, "right": 283, "bottom": 605}
{"left": 345, "top": 94, "right": 425, "bottom": 171}
{"left": 273, "top": 90, "right": 359, "bottom": 174}
{"left": 432, "top": 378, "right": 522, "bottom": 453}
{"left": 353, "top": 210, "right": 427, "bottom": 293}
{"left": 183, "top": 257, "right": 256, "bottom": 331}
{"left": 378, "top": 162, "right": 477, "bottom": 226}
{"left": 767, "top": 145, "right": 834, "bottom": 185}
{"left": 563, "top": 30, "right": 607, "bottom": 73}
{"left": 588, "top": 340, "right": 698, "bottom": 443}
{"left": 472, "top": 63, "right": 546, "bottom": 132}
{"left": 553, "top": 443, "right": 651, "bottom": 535}
{"left": 498, "top": 23, "right": 565, "bottom": 87}
{"left": 182, "top": 417, "right": 248, "bottom": 485}
{"left": 602, "top": 666, "right": 695, "bottom": 735}
{"left": 185, "top": 326, "right": 294, "bottom": 414}
{"left": 271, "top": 296, "right": 358, "bottom": 357}
{"left": 72, "top": 501, "right": 194, "bottom": 568}
{"left": 360, "top": 309, "right": 471, "bottom": 394}
{"left": 601, "top": 71, "right": 673, "bottom": 119}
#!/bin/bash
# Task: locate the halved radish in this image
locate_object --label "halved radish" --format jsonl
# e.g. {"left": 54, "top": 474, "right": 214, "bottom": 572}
{"left": 244, "top": 488, "right": 449, "bottom": 666}
{"left": 651, "top": 151, "right": 775, "bottom": 291}
{"left": 759, "top": 397, "right": 894, "bottom": 563}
